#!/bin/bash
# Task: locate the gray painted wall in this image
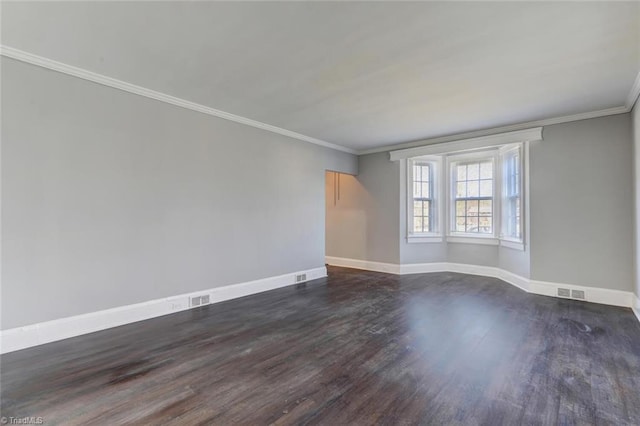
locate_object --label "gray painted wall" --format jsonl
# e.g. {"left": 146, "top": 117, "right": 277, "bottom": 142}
{"left": 325, "top": 172, "right": 369, "bottom": 260}
{"left": 2, "top": 57, "right": 357, "bottom": 329}
{"left": 529, "top": 114, "right": 633, "bottom": 291}
{"left": 325, "top": 153, "right": 400, "bottom": 264}
{"left": 353, "top": 153, "right": 401, "bottom": 264}
{"left": 326, "top": 114, "right": 632, "bottom": 292}
{"left": 632, "top": 103, "right": 640, "bottom": 298}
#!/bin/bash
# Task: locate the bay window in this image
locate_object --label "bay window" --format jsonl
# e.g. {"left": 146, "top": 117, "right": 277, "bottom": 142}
{"left": 406, "top": 142, "right": 526, "bottom": 249}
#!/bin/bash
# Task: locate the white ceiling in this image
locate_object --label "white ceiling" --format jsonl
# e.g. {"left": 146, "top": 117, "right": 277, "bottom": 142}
{"left": 2, "top": 1, "right": 639, "bottom": 152}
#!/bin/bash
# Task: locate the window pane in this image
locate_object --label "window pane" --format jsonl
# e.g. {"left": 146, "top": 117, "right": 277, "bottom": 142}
{"left": 467, "top": 163, "right": 480, "bottom": 180}
{"left": 480, "top": 180, "right": 492, "bottom": 197}
{"left": 467, "top": 216, "right": 479, "bottom": 232}
{"left": 420, "top": 165, "right": 429, "bottom": 182}
{"left": 479, "top": 217, "right": 492, "bottom": 233}
{"left": 414, "top": 164, "right": 421, "bottom": 182}
{"left": 414, "top": 217, "right": 423, "bottom": 233}
{"left": 467, "top": 180, "right": 479, "bottom": 197}
{"left": 466, "top": 200, "right": 479, "bottom": 215}
{"left": 414, "top": 201, "right": 423, "bottom": 217}
{"left": 421, "top": 182, "right": 430, "bottom": 199}
{"left": 480, "top": 161, "right": 493, "bottom": 179}
{"left": 456, "top": 200, "right": 466, "bottom": 216}
{"left": 413, "top": 181, "right": 420, "bottom": 198}
{"left": 479, "top": 200, "right": 492, "bottom": 216}
{"left": 457, "top": 165, "right": 467, "bottom": 181}
{"left": 456, "top": 182, "right": 467, "bottom": 198}
{"left": 456, "top": 217, "right": 466, "bottom": 232}
{"left": 424, "top": 216, "right": 430, "bottom": 232}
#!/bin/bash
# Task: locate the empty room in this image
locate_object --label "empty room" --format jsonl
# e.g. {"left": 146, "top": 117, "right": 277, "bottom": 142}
{"left": 2, "top": 1, "right": 640, "bottom": 425}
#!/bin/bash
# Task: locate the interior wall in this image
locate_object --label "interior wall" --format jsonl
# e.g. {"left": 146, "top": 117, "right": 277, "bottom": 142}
{"left": 325, "top": 153, "right": 400, "bottom": 264}
{"left": 1, "top": 57, "right": 357, "bottom": 329}
{"left": 529, "top": 114, "right": 633, "bottom": 291}
{"left": 325, "top": 172, "right": 368, "bottom": 260}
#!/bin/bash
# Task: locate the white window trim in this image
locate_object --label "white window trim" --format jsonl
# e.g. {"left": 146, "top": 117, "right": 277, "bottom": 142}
{"left": 406, "top": 156, "right": 443, "bottom": 243}
{"left": 499, "top": 143, "right": 526, "bottom": 251}
{"left": 446, "top": 150, "right": 500, "bottom": 245}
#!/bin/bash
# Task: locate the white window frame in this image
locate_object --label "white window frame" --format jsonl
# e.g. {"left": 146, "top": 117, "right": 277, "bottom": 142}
{"left": 499, "top": 143, "right": 525, "bottom": 251}
{"left": 406, "top": 156, "right": 443, "bottom": 243}
{"left": 446, "top": 150, "right": 500, "bottom": 245}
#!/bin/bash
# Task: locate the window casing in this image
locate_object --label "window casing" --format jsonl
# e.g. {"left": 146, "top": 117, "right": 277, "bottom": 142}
{"left": 450, "top": 156, "right": 495, "bottom": 236}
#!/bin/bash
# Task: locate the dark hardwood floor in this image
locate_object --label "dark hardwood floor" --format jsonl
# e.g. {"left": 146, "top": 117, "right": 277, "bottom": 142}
{"left": 2, "top": 266, "right": 640, "bottom": 425}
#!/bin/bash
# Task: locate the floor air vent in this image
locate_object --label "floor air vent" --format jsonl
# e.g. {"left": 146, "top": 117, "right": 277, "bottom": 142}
{"left": 571, "top": 290, "right": 585, "bottom": 300}
{"left": 296, "top": 274, "right": 307, "bottom": 283}
{"left": 557, "top": 288, "right": 585, "bottom": 300}
{"left": 190, "top": 295, "right": 211, "bottom": 307}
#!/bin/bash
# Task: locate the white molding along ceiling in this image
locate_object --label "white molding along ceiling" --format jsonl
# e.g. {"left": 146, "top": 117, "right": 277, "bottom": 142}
{"left": 1, "top": 44, "right": 638, "bottom": 155}
{"left": 0, "top": 46, "right": 357, "bottom": 155}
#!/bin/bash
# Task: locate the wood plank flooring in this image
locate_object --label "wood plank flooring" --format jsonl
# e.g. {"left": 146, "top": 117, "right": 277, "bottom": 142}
{"left": 2, "top": 266, "right": 640, "bottom": 425}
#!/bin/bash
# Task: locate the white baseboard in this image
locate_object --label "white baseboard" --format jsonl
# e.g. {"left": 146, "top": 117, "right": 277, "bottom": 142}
{"left": 529, "top": 279, "right": 634, "bottom": 309}
{"left": 326, "top": 256, "right": 636, "bottom": 312}
{"left": 325, "top": 256, "right": 401, "bottom": 274}
{"left": 633, "top": 296, "right": 640, "bottom": 324}
{"left": 0, "top": 266, "right": 327, "bottom": 354}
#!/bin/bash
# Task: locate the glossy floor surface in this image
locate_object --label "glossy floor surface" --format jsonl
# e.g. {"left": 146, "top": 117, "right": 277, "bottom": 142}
{"left": 2, "top": 267, "right": 640, "bottom": 425}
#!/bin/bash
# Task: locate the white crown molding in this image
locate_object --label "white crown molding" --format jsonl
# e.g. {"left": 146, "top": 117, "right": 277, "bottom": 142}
{"left": 626, "top": 70, "right": 640, "bottom": 111}
{"left": 360, "top": 106, "right": 630, "bottom": 155}
{"left": 2, "top": 45, "right": 637, "bottom": 157}
{"left": 0, "top": 45, "right": 357, "bottom": 155}
{"left": 388, "top": 127, "right": 542, "bottom": 161}
{"left": 326, "top": 257, "right": 636, "bottom": 312}
{"left": 0, "top": 266, "right": 327, "bottom": 354}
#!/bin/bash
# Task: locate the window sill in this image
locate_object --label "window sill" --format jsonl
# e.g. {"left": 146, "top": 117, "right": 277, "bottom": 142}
{"left": 447, "top": 235, "right": 499, "bottom": 246}
{"left": 407, "top": 235, "right": 443, "bottom": 244}
{"left": 500, "top": 239, "right": 525, "bottom": 251}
